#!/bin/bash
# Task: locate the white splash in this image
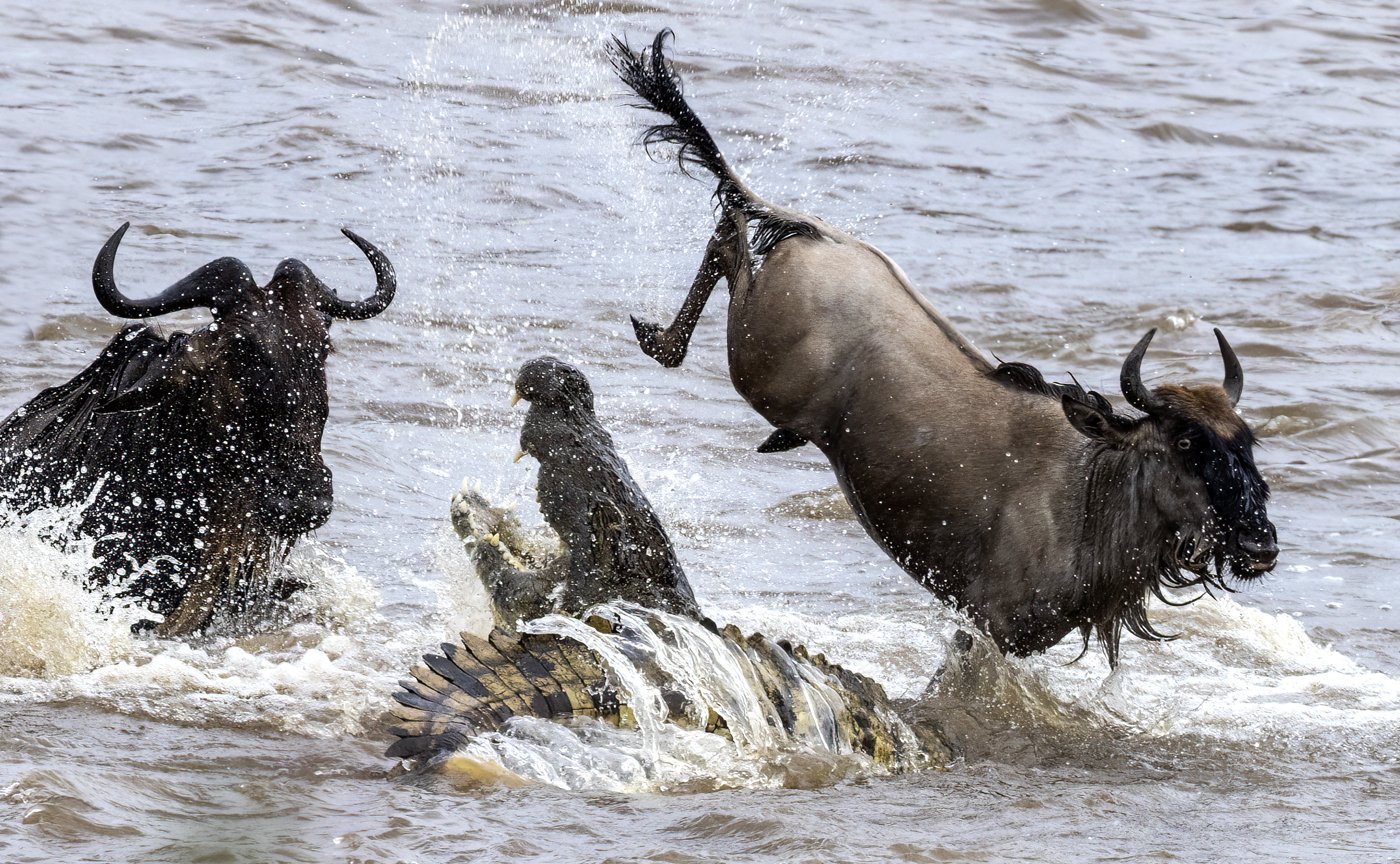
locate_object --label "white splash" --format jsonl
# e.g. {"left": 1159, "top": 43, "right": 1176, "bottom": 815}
{"left": 0, "top": 517, "right": 407, "bottom": 738}
{"left": 0, "top": 503, "right": 152, "bottom": 678}
{"left": 927, "top": 593, "right": 1400, "bottom": 760}
{"left": 420, "top": 601, "right": 920, "bottom": 792}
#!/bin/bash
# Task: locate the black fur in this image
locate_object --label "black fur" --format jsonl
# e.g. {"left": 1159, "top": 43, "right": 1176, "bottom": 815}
{"left": 1177, "top": 422, "right": 1272, "bottom": 581}
{"left": 991, "top": 360, "right": 1115, "bottom": 417}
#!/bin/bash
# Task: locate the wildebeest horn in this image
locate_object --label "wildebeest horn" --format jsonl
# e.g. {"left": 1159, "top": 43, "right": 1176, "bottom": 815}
{"left": 92, "top": 222, "right": 257, "bottom": 319}
{"left": 1120, "top": 328, "right": 1163, "bottom": 414}
{"left": 318, "top": 229, "right": 396, "bottom": 320}
{"left": 1214, "top": 328, "right": 1243, "bottom": 407}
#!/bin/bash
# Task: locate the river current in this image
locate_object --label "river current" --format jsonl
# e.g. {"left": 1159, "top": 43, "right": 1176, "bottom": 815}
{"left": 0, "top": 1, "right": 1397, "bottom": 861}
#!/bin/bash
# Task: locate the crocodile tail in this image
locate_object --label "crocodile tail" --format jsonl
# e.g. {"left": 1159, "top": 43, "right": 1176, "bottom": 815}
{"left": 385, "top": 628, "right": 621, "bottom": 760}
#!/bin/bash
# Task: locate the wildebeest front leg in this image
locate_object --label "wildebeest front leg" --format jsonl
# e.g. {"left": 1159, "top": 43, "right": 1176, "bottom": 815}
{"left": 756, "top": 427, "right": 809, "bottom": 453}
{"left": 631, "top": 220, "right": 737, "bottom": 368}
{"left": 154, "top": 526, "right": 241, "bottom": 636}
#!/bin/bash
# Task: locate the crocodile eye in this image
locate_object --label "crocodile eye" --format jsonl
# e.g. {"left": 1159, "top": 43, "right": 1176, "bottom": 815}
{"left": 1176, "top": 438, "right": 1192, "bottom": 452}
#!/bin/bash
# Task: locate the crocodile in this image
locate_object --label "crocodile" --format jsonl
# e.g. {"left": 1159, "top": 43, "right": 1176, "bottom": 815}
{"left": 386, "top": 357, "right": 951, "bottom": 772}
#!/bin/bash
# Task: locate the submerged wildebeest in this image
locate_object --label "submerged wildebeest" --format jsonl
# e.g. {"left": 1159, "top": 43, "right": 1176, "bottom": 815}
{"left": 386, "top": 357, "right": 949, "bottom": 770}
{"left": 609, "top": 31, "right": 1278, "bottom": 665}
{"left": 0, "top": 223, "right": 395, "bottom": 635}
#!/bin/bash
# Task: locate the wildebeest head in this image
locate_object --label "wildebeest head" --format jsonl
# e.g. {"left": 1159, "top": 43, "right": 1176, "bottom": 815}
{"left": 90, "top": 222, "right": 396, "bottom": 537}
{"left": 1059, "top": 328, "right": 1277, "bottom": 589}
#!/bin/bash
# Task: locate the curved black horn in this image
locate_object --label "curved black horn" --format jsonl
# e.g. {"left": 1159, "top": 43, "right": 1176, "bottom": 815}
{"left": 1215, "top": 327, "right": 1243, "bottom": 407}
{"left": 318, "top": 229, "right": 396, "bottom": 320}
{"left": 92, "top": 222, "right": 256, "bottom": 319}
{"left": 1120, "top": 328, "right": 1163, "bottom": 414}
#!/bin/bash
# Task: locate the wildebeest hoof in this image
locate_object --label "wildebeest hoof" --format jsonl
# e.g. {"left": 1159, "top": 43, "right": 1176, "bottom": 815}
{"left": 631, "top": 315, "right": 686, "bottom": 368}
{"left": 756, "top": 427, "right": 809, "bottom": 453}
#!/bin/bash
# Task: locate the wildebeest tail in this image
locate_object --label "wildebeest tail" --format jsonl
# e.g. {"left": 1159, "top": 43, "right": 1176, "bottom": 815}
{"left": 385, "top": 627, "right": 622, "bottom": 761}
{"left": 607, "top": 29, "right": 821, "bottom": 255}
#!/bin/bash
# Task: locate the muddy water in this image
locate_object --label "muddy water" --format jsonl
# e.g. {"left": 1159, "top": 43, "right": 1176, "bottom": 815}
{"left": 1, "top": 0, "right": 1397, "bottom": 861}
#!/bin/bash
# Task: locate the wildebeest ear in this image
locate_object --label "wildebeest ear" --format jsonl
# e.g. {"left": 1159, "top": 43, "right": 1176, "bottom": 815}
{"left": 1061, "top": 395, "right": 1131, "bottom": 443}
{"left": 98, "top": 330, "right": 215, "bottom": 414}
{"left": 98, "top": 363, "right": 183, "bottom": 413}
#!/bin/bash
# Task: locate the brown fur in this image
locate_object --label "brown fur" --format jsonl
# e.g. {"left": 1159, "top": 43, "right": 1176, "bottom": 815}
{"left": 1154, "top": 384, "right": 1247, "bottom": 439}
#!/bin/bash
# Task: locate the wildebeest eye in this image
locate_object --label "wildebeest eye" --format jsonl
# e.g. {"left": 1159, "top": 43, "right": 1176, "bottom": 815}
{"left": 1176, "top": 438, "right": 1192, "bottom": 451}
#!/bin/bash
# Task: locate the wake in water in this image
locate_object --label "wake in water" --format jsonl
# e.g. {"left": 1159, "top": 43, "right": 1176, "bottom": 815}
{"left": 402, "top": 601, "right": 932, "bottom": 793}
{"left": 913, "top": 593, "right": 1400, "bottom": 770}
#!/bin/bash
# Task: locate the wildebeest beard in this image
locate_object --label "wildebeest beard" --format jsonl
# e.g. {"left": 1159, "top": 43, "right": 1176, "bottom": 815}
{"left": 994, "top": 355, "right": 1275, "bottom": 666}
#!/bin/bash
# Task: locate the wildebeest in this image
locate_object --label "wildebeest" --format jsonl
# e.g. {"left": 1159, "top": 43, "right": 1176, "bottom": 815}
{"left": 609, "top": 31, "right": 1278, "bottom": 665}
{"left": 385, "top": 357, "right": 949, "bottom": 770}
{"left": 0, "top": 223, "right": 395, "bottom": 635}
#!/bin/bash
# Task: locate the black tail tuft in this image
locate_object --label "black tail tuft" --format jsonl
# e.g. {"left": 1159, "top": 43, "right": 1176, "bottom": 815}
{"left": 608, "top": 29, "right": 823, "bottom": 256}
{"left": 607, "top": 29, "right": 734, "bottom": 191}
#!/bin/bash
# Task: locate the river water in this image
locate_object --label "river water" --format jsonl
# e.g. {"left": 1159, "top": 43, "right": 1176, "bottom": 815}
{"left": 0, "top": 0, "right": 1397, "bottom": 861}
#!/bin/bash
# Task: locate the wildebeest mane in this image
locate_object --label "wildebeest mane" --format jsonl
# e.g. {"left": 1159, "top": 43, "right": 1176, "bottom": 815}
{"left": 606, "top": 30, "right": 821, "bottom": 259}
{"left": 0, "top": 324, "right": 168, "bottom": 501}
{"left": 1072, "top": 446, "right": 1190, "bottom": 667}
{"left": 990, "top": 360, "right": 1116, "bottom": 416}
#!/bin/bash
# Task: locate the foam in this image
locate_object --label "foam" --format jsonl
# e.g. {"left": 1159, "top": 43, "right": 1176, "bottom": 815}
{"left": 0, "top": 519, "right": 405, "bottom": 738}
{"left": 0, "top": 504, "right": 149, "bottom": 678}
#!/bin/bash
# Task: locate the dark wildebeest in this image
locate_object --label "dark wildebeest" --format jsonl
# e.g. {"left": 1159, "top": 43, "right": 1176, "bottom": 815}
{"left": 0, "top": 223, "right": 395, "bottom": 635}
{"left": 609, "top": 31, "right": 1278, "bottom": 665}
{"left": 387, "top": 357, "right": 949, "bottom": 770}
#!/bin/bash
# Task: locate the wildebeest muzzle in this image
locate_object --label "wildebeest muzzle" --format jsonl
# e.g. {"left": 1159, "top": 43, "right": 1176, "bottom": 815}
{"left": 1227, "top": 519, "right": 1279, "bottom": 576}
{"left": 260, "top": 463, "right": 334, "bottom": 535}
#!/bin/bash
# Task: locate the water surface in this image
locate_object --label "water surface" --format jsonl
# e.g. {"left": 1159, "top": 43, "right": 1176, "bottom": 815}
{"left": 1, "top": 1, "right": 1397, "bottom": 861}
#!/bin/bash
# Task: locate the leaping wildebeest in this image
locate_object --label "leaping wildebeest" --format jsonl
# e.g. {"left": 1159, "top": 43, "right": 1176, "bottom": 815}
{"left": 0, "top": 223, "right": 396, "bottom": 636}
{"left": 609, "top": 31, "right": 1278, "bottom": 665}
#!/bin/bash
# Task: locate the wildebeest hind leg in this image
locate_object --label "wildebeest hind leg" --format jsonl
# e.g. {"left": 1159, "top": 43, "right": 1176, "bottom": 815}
{"left": 631, "top": 220, "right": 738, "bottom": 368}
